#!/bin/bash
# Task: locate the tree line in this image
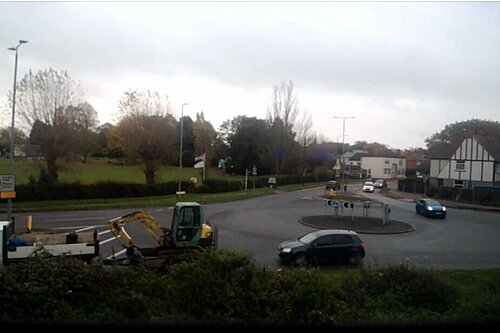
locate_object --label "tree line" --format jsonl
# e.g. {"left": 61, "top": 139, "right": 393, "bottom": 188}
{"left": 2, "top": 68, "right": 499, "bottom": 185}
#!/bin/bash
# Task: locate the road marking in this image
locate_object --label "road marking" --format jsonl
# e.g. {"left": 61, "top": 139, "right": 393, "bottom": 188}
{"left": 106, "top": 249, "right": 126, "bottom": 260}
{"left": 98, "top": 230, "right": 112, "bottom": 236}
{"left": 52, "top": 225, "right": 104, "bottom": 230}
{"left": 75, "top": 226, "right": 96, "bottom": 232}
{"left": 100, "top": 236, "right": 119, "bottom": 245}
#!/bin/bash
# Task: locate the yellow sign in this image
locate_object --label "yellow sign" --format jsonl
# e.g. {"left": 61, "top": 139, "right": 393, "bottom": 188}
{"left": 1, "top": 191, "right": 16, "bottom": 199}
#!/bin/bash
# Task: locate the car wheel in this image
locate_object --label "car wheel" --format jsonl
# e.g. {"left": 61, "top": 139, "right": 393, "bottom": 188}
{"left": 346, "top": 252, "right": 361, "bottom": 266}
{"left": 294, "top": 252, "right": 308, "bottom": 267}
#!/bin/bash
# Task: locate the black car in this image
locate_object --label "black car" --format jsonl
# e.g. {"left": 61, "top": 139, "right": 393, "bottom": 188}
{"left": 278, "top": 229, "right": 365, "bottom": 266}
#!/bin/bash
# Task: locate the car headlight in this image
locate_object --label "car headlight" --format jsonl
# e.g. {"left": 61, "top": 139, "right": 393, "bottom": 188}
{"left": 427, "top": 206, "right": 433, "bottom": 211}
{"left": 442, "top": 207, "right": 446, "bottom": 211}
{"left": 280, "top": 248, "right": 292, "bottom": 254}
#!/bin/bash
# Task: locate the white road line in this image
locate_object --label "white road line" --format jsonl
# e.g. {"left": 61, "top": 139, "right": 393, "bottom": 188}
{"left": 52, "top": 225, "right": 104, "bottom": 230}
{"left": 75, "top": 226, "right": 96, "bottom": 232}
{"left": 98, "top": 230, "right": 112, "bottom": 236}
{"left": 100, "top": 236, "right": 119, "bottom": 245}
{"left": 106, "top": 249, "right": 127, "bottom": 260}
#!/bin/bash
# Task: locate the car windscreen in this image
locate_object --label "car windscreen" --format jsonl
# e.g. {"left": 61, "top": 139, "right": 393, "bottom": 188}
{"left": 425, "top": 199, "right": 442, "bottom": 206}
{"left": 298, "top": 232, "right": 318, "bottom": 244}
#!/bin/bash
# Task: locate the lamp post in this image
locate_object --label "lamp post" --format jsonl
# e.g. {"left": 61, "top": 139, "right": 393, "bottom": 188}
{"left": 333, "top": 116, "right": 355, "bottom": 190}
{"left": 336, "top": 135, "right": 348, "bottom": 143}
{"left": 177, "top": 103, "right": 188, "bottom": 194}
{"left": 6, "top": 40, "right": 28, "bottom": 221}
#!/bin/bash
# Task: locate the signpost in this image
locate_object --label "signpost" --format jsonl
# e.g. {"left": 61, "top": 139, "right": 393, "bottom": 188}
{"left": 252, "top": 165, "right": 257, "bottom": 190}
{"left": 0, "top": 175, "right": 15, "bottom": 192}
{"left": 1, "top": 175, "right": 16, "bottom": 221}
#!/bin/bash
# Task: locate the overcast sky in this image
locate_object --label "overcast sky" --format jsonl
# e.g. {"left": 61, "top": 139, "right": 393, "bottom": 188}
{"left": 1, "top": 1, "right": 499, "bottom": 150}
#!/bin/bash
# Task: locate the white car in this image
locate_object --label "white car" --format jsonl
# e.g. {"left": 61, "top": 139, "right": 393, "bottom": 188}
{"left": 362, "top": 181, "right": 375, "bottom": 193}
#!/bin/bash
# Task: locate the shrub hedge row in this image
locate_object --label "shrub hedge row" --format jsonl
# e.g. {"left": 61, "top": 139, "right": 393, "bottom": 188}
{"left": 0, "top": 250, "right": 486, "bottom": 327}
{"left": 15, "top": 173, "right": 332, "bottom": 201}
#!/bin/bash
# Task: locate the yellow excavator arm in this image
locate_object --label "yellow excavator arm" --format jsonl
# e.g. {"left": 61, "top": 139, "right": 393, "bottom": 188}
{"left": 107, "top": 210, "right": 169, "bottom": 248}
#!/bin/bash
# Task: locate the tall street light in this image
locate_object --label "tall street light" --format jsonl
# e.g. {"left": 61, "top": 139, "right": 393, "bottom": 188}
{"left": 6, "top": 39, "right": 28, "bottom": 221}
{"left": 177, "top": 103, "right": 188, "bottom": 194}
{"left": 333, "top": 116, "right": 355, "bottom": 190}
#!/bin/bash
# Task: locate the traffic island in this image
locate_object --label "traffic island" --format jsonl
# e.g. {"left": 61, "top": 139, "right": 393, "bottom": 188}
{"left": 299, "top": 215, "right": 414, "bottom": 234}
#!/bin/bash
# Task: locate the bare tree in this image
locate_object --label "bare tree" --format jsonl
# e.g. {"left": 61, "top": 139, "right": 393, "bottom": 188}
{"left": 266, "top": 80, "right": 300, "bottom": 176}
{"left": 13, "top": 68, "right": 87, "bottom": 181}
{"left": 70, "top": 102, "right": 99, "bottom": 163}
{"left": 110, "top": 90, "right": 176, "bottom": 184}
{"left": 295, "top": 110, "right": 314, "bottom": 183}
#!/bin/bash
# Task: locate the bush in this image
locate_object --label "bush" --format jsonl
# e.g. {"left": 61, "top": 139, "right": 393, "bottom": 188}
{"left": 15, "top": 181, "right": 196, "bottom": 201}
{"left": 0, "top": 251, "right": 472, "bottom": 326}
{"left": 340, "top": 261, "right": 459, "bottom": 323}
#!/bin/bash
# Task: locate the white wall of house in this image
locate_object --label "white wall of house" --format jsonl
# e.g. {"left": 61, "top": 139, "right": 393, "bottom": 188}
{"left": 430, "top": 137, "right": 496, "bottom": 184}
{"left": 361, "top": 157, "right": 406, "bottom": 179}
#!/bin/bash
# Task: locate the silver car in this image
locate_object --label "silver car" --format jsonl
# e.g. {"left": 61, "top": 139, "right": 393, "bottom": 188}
{"left": 362, "top": 181, "right": 375, "bottom": 193}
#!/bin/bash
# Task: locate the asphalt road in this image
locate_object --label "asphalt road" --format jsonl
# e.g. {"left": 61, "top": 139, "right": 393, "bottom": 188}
{"left": 10, "top": 186, "right": 500, "bottom": 269}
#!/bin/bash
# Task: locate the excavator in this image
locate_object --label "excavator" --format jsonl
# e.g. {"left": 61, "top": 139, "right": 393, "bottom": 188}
{"left": 105, "top": 202, "right": 217, "bottom": 267}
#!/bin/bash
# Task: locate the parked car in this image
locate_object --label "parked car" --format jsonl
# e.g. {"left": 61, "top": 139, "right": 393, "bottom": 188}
{"left": 362, "top": 181, "right": 375, "bottom": 193}
{"left": 373, "top": 179, "right": 387, "bottom": 189}
{"left": 415, "top": 198, "right": 447, "bottom": 218}
{"left": 278, "top": 229, "right": 366, "bottom": 266}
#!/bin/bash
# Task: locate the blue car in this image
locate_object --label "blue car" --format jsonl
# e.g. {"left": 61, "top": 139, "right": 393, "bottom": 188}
{"left": 416, "top": 198, "right": 446, "bottom": 219}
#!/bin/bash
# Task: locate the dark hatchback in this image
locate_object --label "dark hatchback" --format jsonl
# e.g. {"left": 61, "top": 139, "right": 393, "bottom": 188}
{"left": 278, "top": 229, "right": 365, "bottom": 266}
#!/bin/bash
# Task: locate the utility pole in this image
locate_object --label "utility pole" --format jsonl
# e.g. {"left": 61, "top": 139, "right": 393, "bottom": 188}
{"left": 6, "top": 40, "right": 28, "bottom": 221}
{"left": 333, "top": 116, "right": 355, "bottom": 191}
{"left": 177, "top": 103, "right": 188, "bottom": 195}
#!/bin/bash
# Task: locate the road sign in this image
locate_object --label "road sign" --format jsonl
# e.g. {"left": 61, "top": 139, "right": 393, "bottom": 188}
{"left": 1, "top": 191, "right": 16, "bottom": 199}
{"left": 343, "top": 201, "right": 354, "bottom": 208}
{"left": 0, "top": 175, "right": 15, "bottom": 192}
{"left": 252, "top": 165, "right": 257, "bottom": 176}
{"left": 326, "top": 200, "right": 339, "bottom": 208}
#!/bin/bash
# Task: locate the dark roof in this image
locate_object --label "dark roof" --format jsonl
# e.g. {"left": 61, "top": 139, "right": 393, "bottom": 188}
{"left": 475, "top": 136, "right": 500, "bottom": 160}
{"left": 427, "top": 143, "right": 456, "bottom": 159}
{"left": 428, "top": 136, "right": 500, "bottom": 160}
{"left": 349, "top": 152, "right": 369, "bottom": 161}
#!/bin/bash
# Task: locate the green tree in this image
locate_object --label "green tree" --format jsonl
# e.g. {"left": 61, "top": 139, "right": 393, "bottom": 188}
{"left": 0, "top": 127, "right": 27, "bottom": 157}
{"left": 111, "top": 90, "right": 177, "bottom": 184}
{"left": 425, "top": 119, "right": 500, "bottom": 149}
{"left": 228, "top": 116, "right": 271, "bottom": 175}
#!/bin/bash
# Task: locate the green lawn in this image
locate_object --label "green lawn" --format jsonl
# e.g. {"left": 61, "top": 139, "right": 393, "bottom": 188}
{"left": 0, "top": 157, "right": 244, "bottom": 184}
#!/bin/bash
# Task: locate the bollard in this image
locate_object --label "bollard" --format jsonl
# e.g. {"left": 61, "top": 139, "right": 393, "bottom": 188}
{"left": 26, "top": 215, "right": 33, "bottom": 233}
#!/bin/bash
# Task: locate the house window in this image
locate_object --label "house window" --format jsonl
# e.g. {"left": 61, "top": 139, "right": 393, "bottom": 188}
{"left": 456, "top": 160, "right": 465, "bottom": 171}
{"left": 385, "top": 160, "right": 390, "bottom": 164}
{"left": 454, "top": 180, "right": 464, "bottom": 188}
{"left": 399, "top": 159, "right": 403, "bottom": 166}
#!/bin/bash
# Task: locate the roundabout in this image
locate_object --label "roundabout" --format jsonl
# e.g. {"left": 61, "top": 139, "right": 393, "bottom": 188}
{"left": 299, "top": 215, "right": 414, "bottom": 234}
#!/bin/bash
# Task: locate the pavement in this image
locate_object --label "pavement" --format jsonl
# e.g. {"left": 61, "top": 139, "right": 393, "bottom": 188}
{"left": 380, "top": 190, "right": 500, "bottom": 212}
{"left": 300, "top": 187, "right": 500, "bottom": 235}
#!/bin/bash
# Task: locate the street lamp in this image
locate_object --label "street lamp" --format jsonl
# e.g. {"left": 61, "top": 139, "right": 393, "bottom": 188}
{"left": 333, "top": 116, "right": 355, "bottom": 190}
{"left": 177, "top": 103, "right": 188, "bottom": 194}
{"left": 336, "top": 135, "right": 348, "bottom": 143}
{"left": 6, "top": 39, "right": 28, "bottom": 221}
